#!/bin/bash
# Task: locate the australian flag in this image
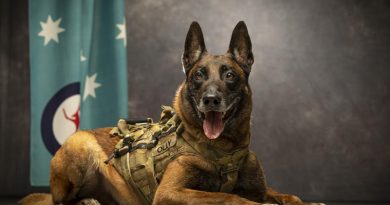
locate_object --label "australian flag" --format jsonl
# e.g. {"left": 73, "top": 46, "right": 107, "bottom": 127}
{"left": 29, "top": 0, "right": 128, "bottom": 186}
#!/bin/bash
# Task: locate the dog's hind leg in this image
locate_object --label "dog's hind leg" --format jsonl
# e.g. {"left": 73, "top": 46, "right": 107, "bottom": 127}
{"left": 19, "top": 193, "right": 53, "bottom": 205}
{"left": 50, "top": 131, "right": 100, "bottom": 204}
{"left": 51, "top": 129, "right": 144, "bottom": 205}
{"left": 50, "top": 131, "right": 113, "bottom": 204}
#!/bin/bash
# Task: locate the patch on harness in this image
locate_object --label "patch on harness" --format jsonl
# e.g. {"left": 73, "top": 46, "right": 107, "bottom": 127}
{"left": 152, "top": 134, "right": 177, "bottom": 156}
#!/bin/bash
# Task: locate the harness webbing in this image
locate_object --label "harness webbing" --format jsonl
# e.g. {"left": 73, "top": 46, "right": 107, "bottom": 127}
{"left": 108, "top": 106, "right": 249, "bottom": 204}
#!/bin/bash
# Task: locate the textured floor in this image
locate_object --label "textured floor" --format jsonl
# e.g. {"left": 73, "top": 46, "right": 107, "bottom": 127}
{"left": 1, "top": 198, "right": 388, "bottom": 205}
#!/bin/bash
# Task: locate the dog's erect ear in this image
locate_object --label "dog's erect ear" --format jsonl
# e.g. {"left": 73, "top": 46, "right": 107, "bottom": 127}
{"left": 182, "top": 22, "right": 207, "bottom": 74}
{"left": 228, "top": 21, "right": 254, "bottom": 75}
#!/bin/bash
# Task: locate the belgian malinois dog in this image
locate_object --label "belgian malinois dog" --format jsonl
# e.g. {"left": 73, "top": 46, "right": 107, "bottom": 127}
{"left": 21, "top": 21, "right": 315, "bottom": 205}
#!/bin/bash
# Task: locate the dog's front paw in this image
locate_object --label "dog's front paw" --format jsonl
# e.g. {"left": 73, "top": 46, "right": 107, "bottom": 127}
{"left": 241, "top": 200, "right": 262, "bottom": 205}
{"left": 76, "top": 198, "right": 101, "bottom": 205}
{"left": 279, "top": 195, "right": 303, "bottom": 205}
{"left": 303, "top": 203, "right": 326, "bottom": 205}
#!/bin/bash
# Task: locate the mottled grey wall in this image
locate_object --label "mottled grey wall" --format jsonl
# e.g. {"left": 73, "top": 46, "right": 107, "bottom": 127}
{"left": 0, "top": 0, "right": 389, "bottom": 203}
{"left": 125, "top": 0, "right": 390, "bottom": 202}
{"left": 0, "top": 0, "right": 49, "bottom": 197}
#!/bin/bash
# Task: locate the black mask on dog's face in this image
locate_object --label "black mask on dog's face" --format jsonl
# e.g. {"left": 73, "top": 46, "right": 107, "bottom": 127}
{"left": 181, "top": 21, "right": 254, "bottom": 140}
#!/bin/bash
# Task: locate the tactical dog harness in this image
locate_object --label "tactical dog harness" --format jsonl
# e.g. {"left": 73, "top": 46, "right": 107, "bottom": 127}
{"left": 106, "top": 106, "right": 249, "bottom": 205}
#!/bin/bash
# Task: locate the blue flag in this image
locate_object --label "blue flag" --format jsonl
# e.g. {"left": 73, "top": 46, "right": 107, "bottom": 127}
{"left": 29, "top": 0, "right": 128, "bottom": 186}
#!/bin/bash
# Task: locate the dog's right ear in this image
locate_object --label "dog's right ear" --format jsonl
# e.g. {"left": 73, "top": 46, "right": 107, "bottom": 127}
{"left": 182, "top": 21, "right": 207, "bottom": 74}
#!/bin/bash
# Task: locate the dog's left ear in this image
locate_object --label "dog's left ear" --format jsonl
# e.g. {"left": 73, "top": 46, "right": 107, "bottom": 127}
{"left": 228, "top": 21, "right": 254, "bottom": 75}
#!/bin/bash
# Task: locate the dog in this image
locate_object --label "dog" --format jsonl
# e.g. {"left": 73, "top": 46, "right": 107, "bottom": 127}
{"left": 21, "top": 21, "right": 313, "bottom": 205}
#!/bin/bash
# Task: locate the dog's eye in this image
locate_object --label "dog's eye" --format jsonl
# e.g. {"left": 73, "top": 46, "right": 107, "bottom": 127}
{"left": 194, "top": 70, "right": 204, "bottom": 81}
{"left": 225, "top": 71, "right": 235, "bottom": 80}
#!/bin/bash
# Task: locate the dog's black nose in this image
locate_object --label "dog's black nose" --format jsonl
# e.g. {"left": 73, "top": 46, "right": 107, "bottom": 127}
{"left": 202, "top": 94, "right": 221, "bottom": 106}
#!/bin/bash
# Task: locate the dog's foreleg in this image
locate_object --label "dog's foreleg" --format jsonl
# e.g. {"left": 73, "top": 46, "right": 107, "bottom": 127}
{"left": 154, "top": 155, "right": 260, "bottom": 205}
{"left": 234, "top": 153, "right": 303, "bottom": 205}
{"left": 263, "top": 188, "right": 303, "bottom": 205}
{"left": 154, "top": 187, "right": 260, "bottom": 205}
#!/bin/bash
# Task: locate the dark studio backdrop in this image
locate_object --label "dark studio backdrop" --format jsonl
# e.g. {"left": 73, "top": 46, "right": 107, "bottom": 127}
{"left": 1, "top": 0, "right": 390, "bottom": 204}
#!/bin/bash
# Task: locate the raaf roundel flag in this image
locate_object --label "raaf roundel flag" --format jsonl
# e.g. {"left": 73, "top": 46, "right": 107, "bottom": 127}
{"left": 29, "top": 0, "right": 128, "bottom": 186}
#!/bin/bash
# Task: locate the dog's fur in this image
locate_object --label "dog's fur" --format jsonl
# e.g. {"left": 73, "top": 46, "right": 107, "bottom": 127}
{"left": 21, "top": 22, "right": 308, "bottom": 205}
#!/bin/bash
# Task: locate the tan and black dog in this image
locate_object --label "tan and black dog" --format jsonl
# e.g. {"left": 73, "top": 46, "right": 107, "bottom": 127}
{"left": 22, "top": 21, "right": 314, "bottom": 205}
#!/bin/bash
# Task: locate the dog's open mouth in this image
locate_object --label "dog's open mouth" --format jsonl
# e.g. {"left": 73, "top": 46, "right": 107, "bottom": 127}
{"left": 199, "top": 97, "right": 240, "bottom": 140}
{"left": 202, "top": 111, "right": 225, "bottom": 140}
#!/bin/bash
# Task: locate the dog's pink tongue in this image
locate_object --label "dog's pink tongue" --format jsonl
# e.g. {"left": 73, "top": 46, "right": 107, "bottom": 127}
{"left": 203, "top": 111, "right": 224, "bottom": 139}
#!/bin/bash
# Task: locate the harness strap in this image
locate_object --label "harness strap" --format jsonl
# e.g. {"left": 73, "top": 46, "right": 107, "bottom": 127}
{"left": 110, "top": 106, "right": 250, "bottom": 203}
{"left": 180, "top": 130, "right": 249, "bottom": 193}
{"left": 217, "top": 148, "right": 249, "bottom": 192}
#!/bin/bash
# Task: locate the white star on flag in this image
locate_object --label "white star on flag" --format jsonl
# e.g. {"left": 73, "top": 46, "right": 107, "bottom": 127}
{"left": 83, "top": 73, "right": 102, "bottom": 101}
{"left": 80, "top": 50, "right": 87, "bottom": 62}
{"left": 116, "top": 19, "right": 127, "bottom": 46}
{"left": 38, "top": 15, "right": 65, "bottom": 46}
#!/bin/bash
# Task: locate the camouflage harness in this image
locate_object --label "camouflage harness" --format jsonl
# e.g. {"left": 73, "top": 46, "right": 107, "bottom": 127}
{"left": 106, "top": 106, "right": 249, "bottom": 205}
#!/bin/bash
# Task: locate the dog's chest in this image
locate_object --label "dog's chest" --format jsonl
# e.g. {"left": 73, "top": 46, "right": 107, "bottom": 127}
{"left": 181, "top": 163, "right": 223, "bottom": 192}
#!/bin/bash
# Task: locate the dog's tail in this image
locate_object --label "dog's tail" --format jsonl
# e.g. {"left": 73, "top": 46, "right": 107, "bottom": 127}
{"left": 19, "top": 193, "right": 53, "bottom": 205}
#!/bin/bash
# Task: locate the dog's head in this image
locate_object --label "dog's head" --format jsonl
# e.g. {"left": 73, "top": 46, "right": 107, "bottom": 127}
{"left": 176, "top": 21, "right": 253, "bottom": 142}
